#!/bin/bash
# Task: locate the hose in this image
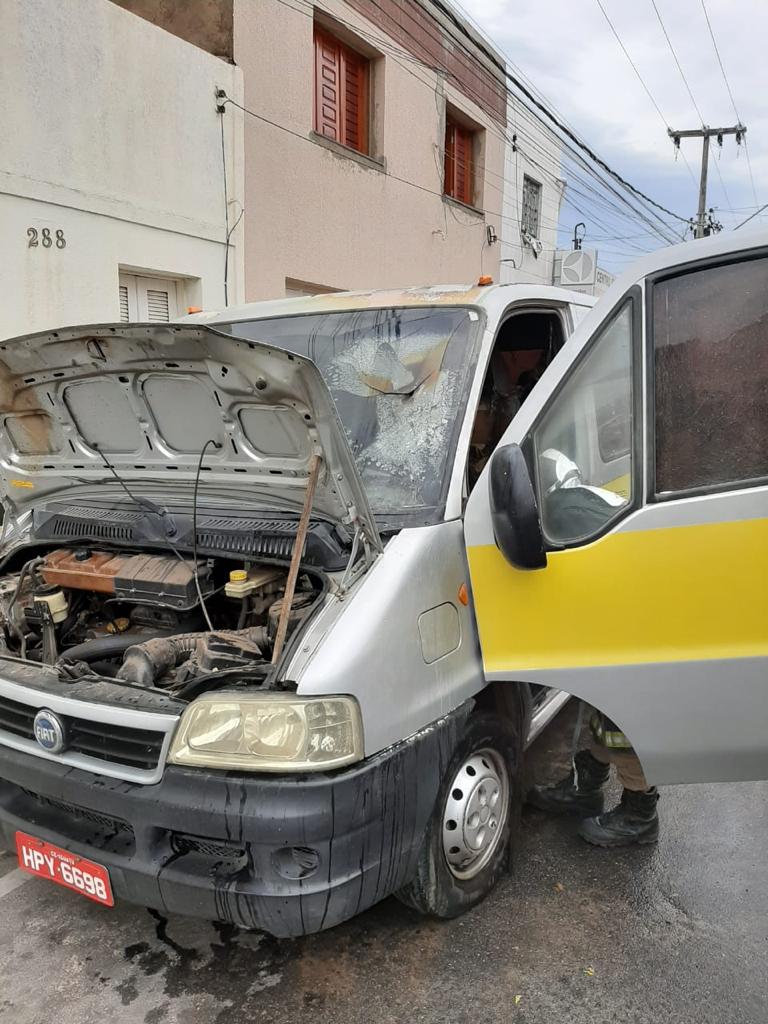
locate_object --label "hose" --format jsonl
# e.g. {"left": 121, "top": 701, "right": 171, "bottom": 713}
{"left": 59, "top": 633, "right": 158, "bottom": 664}
{"left": 117, "top": 626, "right": 268, "bottom": 687}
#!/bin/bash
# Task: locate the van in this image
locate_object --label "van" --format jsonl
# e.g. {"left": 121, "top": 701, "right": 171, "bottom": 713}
{"left": 0, "top": 229, "right": 765, "bottom": 936}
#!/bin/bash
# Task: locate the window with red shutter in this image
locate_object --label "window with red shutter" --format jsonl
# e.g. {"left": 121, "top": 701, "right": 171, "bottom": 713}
{"left": 313, "top": 27, "right": 369, "bottom": 155}
{"left": 444, "top": 116, "right": 475, "bottom": 206}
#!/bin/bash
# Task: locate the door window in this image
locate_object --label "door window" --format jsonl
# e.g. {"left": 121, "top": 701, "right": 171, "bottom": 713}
{"left": 532, "top": 302, "right": 634, "bottom": 545}
{"left": 653, "top": 256, "right": 768, "bottom": 494}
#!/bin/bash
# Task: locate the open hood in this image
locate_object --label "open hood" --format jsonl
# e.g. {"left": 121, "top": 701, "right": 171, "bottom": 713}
{"left": 0, "top": 323, "right": 381, "bottom": 550}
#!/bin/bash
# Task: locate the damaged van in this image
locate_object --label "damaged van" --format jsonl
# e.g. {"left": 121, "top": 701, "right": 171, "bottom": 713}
{"left": 0, "top": 229, "right": 766, "bottom": 935}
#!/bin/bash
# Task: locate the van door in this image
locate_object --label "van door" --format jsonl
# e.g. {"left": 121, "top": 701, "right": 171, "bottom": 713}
{"left": 464, "top": 247, "right": 768, "bottom": 785}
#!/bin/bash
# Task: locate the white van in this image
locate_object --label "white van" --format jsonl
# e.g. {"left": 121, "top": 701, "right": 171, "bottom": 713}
{"left": 0, "top": 229, "right": 765, "bottom": 935}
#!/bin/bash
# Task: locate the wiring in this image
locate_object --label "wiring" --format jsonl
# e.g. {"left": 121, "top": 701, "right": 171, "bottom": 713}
{"left": 192, "top": 439, "right": 222, "bottom": 631}
{"left": 649, "top": 0, "right": 734, "bottom": 213}
{"left": 273, "top": 0, "right": 686, "bottom": 239}
{"left": 699, "top": 0, "right": 760, "bottom": 207}
{"left": 593, "top": 0, "right": 696, "bottom": 185}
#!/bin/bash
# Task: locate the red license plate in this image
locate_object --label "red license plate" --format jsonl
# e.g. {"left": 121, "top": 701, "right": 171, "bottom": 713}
{"left": 15, "top": 831, "right": 114, "bottom": 907}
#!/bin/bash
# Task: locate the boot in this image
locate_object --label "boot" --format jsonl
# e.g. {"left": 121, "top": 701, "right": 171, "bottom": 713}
{"left": 578, "top": 788, "right": 659, "bottom": 847}
{"left": 527, "top": 750, "right": 610, "bottom": 817}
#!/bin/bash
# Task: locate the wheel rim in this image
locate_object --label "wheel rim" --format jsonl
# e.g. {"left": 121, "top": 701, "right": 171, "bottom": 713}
{"left": 441, "top": 747, "right": 510, "bottom": 881}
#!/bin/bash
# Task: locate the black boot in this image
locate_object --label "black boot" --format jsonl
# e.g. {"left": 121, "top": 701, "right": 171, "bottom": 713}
{"left": 578, "top": 788, "right": 659, "bottom": 847}
{"left": 527, "top": 750, "right": 610, "bottom": 817}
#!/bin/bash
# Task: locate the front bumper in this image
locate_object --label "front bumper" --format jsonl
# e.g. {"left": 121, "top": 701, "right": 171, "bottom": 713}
{"left": 0, "top": 702, "right": 471, "bottom": 936}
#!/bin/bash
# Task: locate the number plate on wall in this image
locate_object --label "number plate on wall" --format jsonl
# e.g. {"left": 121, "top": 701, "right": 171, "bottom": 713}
{"left": 15, "top": 831, "right": 114, "bottom": 907}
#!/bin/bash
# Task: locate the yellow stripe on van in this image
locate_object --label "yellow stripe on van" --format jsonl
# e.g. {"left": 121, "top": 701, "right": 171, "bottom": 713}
{"left": 467, "top": 516, "right": 768, "bottom": 673}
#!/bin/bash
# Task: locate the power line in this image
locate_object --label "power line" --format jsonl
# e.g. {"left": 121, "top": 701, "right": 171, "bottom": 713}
{"left": 275, "top": 0, "right": 681, "bottom": 247}
{"left": 360, "top": 0, "right": 688, "bottom": 225}
{"left": 593, "top": 0, "right": 696, "bottom": 185}
{"left": 650, "top": 0, "right": 734, "bottom": 212}
{"left": 699, "top": 0, "right": 760, "bottom": 207}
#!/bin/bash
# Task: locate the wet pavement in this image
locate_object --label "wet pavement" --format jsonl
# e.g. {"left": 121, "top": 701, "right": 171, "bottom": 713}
{"left": 1, "top": 705, "right": 766, "bottom": 1024}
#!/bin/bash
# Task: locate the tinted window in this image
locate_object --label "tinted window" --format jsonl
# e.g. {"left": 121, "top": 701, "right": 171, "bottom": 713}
{"left": 654, "top": 257, "right": 768, "bottom": 493}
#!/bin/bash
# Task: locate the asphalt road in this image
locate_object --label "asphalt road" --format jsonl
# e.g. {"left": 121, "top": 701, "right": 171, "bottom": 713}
{"left": 1, "top": 706, "right": 766, "bottom": 1024}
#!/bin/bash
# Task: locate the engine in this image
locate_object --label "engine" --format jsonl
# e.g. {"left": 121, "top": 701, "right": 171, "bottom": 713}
{"left": 0, "top": 547, "right": 322, "bottom": 694}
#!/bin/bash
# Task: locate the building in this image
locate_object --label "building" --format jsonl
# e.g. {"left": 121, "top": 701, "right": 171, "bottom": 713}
{"left": 0, "top": 0, "right": 244, "bottom": 341}
{"left": 114, "top": 0, "right": 564, "bottom": 300}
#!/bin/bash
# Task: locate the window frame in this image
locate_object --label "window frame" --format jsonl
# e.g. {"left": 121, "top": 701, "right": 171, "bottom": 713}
{"left": 312, "top": 24, "right": 370, "bottom": 156}
{"left": 521, "top": 175, "right": 542, "bottom": 238}
{"left": 443, "top": 113, "right": 476, "bottom": 207}
{"left": 645, "top": 246, "right": 768, "bottom": 503}
{"left": 523, "top": 287, "right": 644, "bottom": 551}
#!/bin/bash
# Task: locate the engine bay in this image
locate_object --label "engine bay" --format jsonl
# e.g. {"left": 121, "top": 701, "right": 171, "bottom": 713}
{"left": 0, "top": 547, "right": 324, "bottom": 698}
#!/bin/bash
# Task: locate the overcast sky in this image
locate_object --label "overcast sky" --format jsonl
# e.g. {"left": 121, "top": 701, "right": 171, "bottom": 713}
{"left": 460, "top": 0, "right": 766, "bottom": 270}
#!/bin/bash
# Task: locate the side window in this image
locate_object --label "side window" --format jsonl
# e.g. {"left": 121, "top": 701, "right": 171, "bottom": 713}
{"left": 532, "top": 302, "right": 634, "bottom": 545}
{"left": 653, "top": 256, "right": 768, "bottom": 494}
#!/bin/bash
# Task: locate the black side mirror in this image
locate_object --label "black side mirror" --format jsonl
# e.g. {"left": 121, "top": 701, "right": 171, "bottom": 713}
{"left": 489, "top": 443, "right": 547, "bottom": 570}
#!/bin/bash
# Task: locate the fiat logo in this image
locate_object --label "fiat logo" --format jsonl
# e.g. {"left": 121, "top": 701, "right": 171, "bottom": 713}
{"left": 33, "top": 710, "right": 67, "bottom": 755}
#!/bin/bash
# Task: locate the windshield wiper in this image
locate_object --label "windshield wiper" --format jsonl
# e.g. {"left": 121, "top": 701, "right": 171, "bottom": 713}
{"left": 93, "top": 445, "right": 178, "bottom": 541}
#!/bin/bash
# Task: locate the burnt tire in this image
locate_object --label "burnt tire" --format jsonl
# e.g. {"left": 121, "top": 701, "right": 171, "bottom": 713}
{"left": 396, "top": 710, "right": 523, "bottom": 919}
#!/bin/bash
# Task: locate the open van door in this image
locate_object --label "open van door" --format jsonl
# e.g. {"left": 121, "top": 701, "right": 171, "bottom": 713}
{"left": 465, "top": 235, "right": 768, "bottom": 785}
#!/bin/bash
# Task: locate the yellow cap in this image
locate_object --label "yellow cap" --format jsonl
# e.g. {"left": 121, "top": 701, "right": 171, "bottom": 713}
{"left": 230, "top": 569, "right": 248, "bottom": 582}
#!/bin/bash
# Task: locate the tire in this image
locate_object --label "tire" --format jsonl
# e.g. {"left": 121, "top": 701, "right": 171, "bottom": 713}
{"left": 396, "top": 708, "right": 524, "bottom": 919}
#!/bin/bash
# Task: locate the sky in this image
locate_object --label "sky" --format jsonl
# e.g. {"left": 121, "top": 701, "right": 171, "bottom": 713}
{"left": 459, "top": 0, "right": 767, "bottom": 271}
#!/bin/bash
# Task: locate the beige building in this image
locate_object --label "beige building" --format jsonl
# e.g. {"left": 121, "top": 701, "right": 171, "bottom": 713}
{"left": 117, "top": 0, "right": 564, "bottom": 302}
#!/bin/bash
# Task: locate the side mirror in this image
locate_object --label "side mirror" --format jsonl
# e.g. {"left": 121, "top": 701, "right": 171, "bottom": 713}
{"left": 489, "top": 443, "right": 547, "bottom": 570}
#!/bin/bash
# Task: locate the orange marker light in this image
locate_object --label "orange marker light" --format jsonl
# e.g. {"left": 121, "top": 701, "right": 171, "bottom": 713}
{"left": 458, "top": 583, "right": 469, "bottom": 606}
{"left": 478, "top": 275, "right": 493, "bottom": 286}
{"left": 187, "top": 305, "right": 203, "bottom": 314}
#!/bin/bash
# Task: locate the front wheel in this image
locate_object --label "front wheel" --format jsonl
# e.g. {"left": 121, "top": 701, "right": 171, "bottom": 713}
{"left": 396, "top": 711, "right": 523, "bottom": 919}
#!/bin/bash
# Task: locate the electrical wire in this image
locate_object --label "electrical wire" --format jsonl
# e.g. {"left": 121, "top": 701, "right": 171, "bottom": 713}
{"left": 274, "top": 0, "right": 686, "bottom": 235}
{"left": 649, "top": 0, "right": 734, "bottom": 212}
{"left": 252, "top": 3, "right": 683, "bottom": 251}
{"left": 192, "top": 439, "right": 222, "bottom": 631}
{"left": 699, "top": 0, "right": 760, "bottom": 208}
{"left": 593, "top": 0, "right": 696, "bottom": 185}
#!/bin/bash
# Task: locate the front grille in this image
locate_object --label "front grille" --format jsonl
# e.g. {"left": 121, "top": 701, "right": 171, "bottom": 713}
{"left": 172, "top": 832, "right": 247, "bottom": 860}
{"left": 22, "top": 790, "right": 132, "bottom": 836}
{"left": 0, "top": 694, "right": 165, "bottom": 772}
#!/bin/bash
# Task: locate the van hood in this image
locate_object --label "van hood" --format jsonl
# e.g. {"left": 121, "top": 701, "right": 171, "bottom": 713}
{"left": 0, "top": 323, "right": 381, "bottom": 549}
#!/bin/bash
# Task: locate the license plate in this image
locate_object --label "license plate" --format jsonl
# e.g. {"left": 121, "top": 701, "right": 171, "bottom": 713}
{"left": 15, "top": 831, "right": 114, "bottom": 907}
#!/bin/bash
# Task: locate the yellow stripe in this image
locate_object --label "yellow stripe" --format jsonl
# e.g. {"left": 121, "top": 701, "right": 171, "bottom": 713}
{"left": 467, "top": 516, "right": 768, "bottom": 673}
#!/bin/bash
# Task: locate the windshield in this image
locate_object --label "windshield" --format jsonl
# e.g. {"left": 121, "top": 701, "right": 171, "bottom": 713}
{"left": 220, "top": 307, "right": 481, "bottom": 517}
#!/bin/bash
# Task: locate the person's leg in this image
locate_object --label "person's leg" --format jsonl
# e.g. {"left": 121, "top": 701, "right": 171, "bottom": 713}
{"left": 578, "top": 746, "right": 659, "bottom": 847}
{"left": 527, "top": 746, "right": 610, "bottom": 816}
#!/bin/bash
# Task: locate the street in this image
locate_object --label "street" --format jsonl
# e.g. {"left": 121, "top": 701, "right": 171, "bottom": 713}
{"left": 1, "top": 705, "right": 765, "bottom": 1024}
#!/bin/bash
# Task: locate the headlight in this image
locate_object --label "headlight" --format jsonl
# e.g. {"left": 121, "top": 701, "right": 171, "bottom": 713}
{"left": 168, "top": 693, "right": 364, "bottom": 772}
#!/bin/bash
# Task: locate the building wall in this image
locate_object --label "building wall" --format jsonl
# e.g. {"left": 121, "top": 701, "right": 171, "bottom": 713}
{"left": 234, "top": 0, "right": 520, "bottom": 300}
{"left": 0, "top": 0, "right": 244, "bottom": 340}
{"left": 500, "top": 90, "right": 564, "bottom": 286}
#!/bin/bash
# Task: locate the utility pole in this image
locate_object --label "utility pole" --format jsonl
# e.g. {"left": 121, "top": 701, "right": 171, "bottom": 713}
{"left": 668, "top": 124, "right": 747, "bottom": 237}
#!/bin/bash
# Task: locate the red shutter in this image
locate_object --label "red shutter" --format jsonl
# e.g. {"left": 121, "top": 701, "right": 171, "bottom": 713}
{"left": 314, "top": 28, "right": 341, "bottom": 143}
{"left": 444, "top": 121, "right": 457, "bottom": 199}
{"left": 444, "top": 117, "right": 474, "bottom": 205}
{"left": 342, "top": 48, "right": 368, "bottom": 153}
{"left": 454, "top": 126, "right": 473, "bottom": 205}
{"left": 313, "top": 27, "right": 369, "bottom": 154}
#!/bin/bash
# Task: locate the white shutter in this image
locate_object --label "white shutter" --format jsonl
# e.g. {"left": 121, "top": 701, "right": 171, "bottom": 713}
{"left": 119, "top": 284, "right": 130, "bottom": 322}
{"left": 146, "top": 288, "right": 171, "bottom": 321}
{"left": 119, "top": 274, "right": 180, "bottom": 322}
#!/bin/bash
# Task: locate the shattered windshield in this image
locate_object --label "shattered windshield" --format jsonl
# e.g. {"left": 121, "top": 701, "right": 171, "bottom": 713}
{"left": 222, "top": 308, "right": 481, "bottom": 517}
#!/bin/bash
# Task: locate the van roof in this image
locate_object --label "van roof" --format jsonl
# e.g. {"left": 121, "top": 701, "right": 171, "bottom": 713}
{"left": 184, "top": 282, "right": 597, "bottom": 326}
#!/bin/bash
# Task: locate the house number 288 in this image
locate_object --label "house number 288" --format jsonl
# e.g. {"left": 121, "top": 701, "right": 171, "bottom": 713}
{"left": 27, "top": 228, "right": 66, "bottom": 249}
